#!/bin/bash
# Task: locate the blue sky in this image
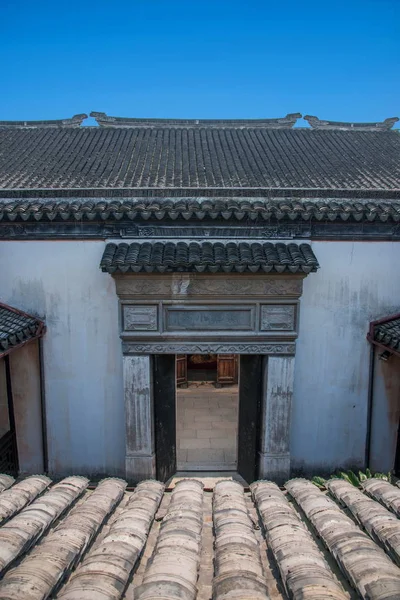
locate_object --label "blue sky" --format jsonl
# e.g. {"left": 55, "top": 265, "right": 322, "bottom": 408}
{"left": 2, "top": 0, "right": 399, "bottom": 125}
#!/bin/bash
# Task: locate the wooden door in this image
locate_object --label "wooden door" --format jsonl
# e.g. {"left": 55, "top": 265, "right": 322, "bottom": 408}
{"left": 217, "top": 354, "right": 238, "bottom": 385}
{"left": 395, "top": 415, "right": 400, "bottom": 476}
{"left": 154, "top": 355, "right": 176, "bottom": 483}
{"left": 237, "top": 355, "right": 262, "bottom": 484}
{"left": 176, "top": 355, "right": 187, "bottom": 387}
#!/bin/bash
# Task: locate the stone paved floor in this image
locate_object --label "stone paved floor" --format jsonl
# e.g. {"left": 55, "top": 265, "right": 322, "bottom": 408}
{"left": 176, "top": 382, "right": 238, "bottom": 470}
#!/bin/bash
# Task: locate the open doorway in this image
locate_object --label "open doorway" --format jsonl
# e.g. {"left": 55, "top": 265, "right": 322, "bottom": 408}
{"left": 154, "top": 354, "right": 262, "bottom": 483}
{"left": 176, "top": 354, "right": 239, "bottom": 471}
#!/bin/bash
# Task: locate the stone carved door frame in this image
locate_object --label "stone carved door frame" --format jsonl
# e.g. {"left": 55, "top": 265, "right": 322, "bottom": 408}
{"left": 114, "top": 273, "right": 304, "bottom": 483}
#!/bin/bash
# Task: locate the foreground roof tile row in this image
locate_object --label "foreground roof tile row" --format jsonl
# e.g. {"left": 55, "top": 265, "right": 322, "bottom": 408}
{"left": 0, "top": 475, "right": 399, "bottom": 599}
{"left": 2, "top": 198, "right": 400, "bottom": 222}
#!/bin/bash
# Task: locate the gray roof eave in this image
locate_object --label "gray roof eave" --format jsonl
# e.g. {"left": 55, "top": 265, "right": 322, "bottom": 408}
{"left": 0, "top": 187, "right": 400, "bottom": 201}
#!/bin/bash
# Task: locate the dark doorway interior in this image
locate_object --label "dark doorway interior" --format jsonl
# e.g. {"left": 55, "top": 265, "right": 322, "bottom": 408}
{"left": 237, "top": 355, "right": 262, "bottom": 483}
{"left": 177, "top": 354, "right": 238, "bottom": 387}
{"left": 0, "top": 356, "right": 19, "bottom": 475}
{"left": 187, "top": 353, "right": 217, "bottom": 382}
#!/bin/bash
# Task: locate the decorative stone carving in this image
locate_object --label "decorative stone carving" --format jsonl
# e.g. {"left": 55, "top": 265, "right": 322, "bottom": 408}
{"left": 115, "top": 275, "right": 304, "bottom": 298}
{"left": 261, "top": 305, "right": 296, "bottom": 331}
{"left": 164, "top": 306, "right": 255, "bottom": 332}
{"left": 118, "top": 224, "right": 310, "bottom": 239}
{"left": 122, "top": 342, "right": 296, "bottom": 355}
{"left": 0, "top": 225, "right": 26, "bottom": 237}
{"left": 0, "top": 221, "right": 397, "bottom": 241}
{"left": 123, "top": 306, "right": 158, "bottom": 331}
{"left": 262, "top": 225, "right": 303, "bottom": 238}
{"left": 186, "top": 279, "right": 303, "bottom": 297}
{"left": 116, "top": 279, "right": 172, "bottom": 297}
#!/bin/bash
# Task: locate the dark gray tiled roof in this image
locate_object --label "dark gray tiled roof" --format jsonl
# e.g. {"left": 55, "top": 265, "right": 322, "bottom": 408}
{"left": 1, "top": 198, "right": 400, "bottom": 222}
{"left": 0, "top": 303, "right": 44, "bottom": 355}
{"left": 0, "top": 123, "right": 399, "bottom": 194}
{"left": 373, "top": 317, "right": 400, "bottom": 352}
{"left": 100, "top": 241, "right": 319, "bottom": 274}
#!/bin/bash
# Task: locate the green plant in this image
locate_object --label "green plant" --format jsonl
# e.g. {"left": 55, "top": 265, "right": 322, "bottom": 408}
{"left": 339, "top": 470, "right": 361, "bottom": 487}
{"left": 374, "top": 472, "right": 392, "bottom": 483}
{"left": 311, "top": 476, "right": 327, "bottom": 489}
{"left": 311, "top": 469, "right": 392, "bottom": 489}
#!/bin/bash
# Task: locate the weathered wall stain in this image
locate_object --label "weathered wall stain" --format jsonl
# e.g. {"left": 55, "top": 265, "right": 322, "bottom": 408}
{"left": 8, "top": 278, "right": 46, "bottom": 319}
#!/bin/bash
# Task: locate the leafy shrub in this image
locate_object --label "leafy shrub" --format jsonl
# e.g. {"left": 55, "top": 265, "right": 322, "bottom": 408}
{"left": 311, "top": 469, "right": 392, "bottom": 489}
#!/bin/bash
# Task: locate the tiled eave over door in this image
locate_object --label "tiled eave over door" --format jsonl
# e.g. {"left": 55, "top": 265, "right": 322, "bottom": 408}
{"left": 103, "top": 240, "right": 319, "bottom": 355}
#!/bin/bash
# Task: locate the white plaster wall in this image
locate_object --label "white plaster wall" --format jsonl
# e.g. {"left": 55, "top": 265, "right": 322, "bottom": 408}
{"left": 0, "top": 241, "right": 124, "bottom": 477}
{"left": 1, "top": 239, "right": 399, "bottom": 478}
{"left": 292, "top": 241, "right": 400, "bottom": 474}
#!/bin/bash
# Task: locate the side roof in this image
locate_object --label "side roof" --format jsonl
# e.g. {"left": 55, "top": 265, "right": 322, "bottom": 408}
{"left": 367, "top": 313, "right": 400, "bottom": 356}
{"left": 0, "top": 303, "right": 45, "bottom": 357}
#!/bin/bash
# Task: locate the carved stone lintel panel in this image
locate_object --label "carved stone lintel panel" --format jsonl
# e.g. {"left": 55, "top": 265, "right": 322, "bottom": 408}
{"left": 261, "top": 305, "right": 296, "bottom": 331}
{"left": 122, "top": 342, "right": 296, "bottom": 355}
{"left": 164, "top": 306, "right": 255, "bottom": 332}
{"left": 186, "top": 278, "right": 302, "bottom": 297}
{"left": 117, "top": 279, "right": 172, "bottom": 297}
{"left": 115, "top": 275, "right": 304, "bottom": 298}
{"left": 123, "top": 306, "right": 158, "bottom": 331}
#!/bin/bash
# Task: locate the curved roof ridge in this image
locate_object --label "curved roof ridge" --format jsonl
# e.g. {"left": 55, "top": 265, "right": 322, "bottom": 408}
{"left": 304, "top": 115, "right": 399, "bottom": 131}
{"left": 90, "top": 111, "right": 302, "bottom": 129}
{"left": 0, "top": 114, "right": 88, "bottom": 129}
